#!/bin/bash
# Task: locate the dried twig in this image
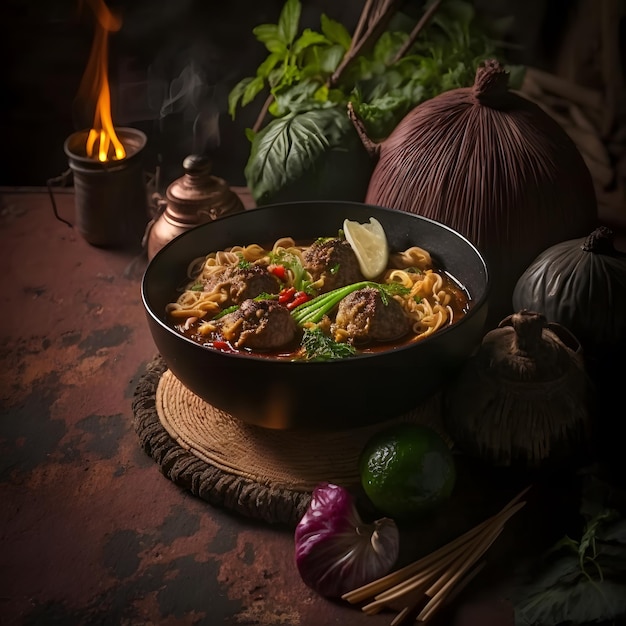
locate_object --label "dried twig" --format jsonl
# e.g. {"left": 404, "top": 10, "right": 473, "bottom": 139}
{"left": 253, "top": 0, "right": 399, "bottom": 133}
{"left": 328, "top": 0, "right": 401, "bottom": 88}
{"left": 252, "top": 94, "right": 275, "bottom": 134}
{"left": 253, "top": 0, "right": 442, "bottom": 132}
{"left": 390, "top": 0, "right": 442, "bottom": 64}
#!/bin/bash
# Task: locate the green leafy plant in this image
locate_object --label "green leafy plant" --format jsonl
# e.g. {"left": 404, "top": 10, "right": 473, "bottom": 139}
{"left": 229, "top": 0, "right": 517, "bottom": 204}
{"left": 228, "top": 0, "right": 350, "bottom": 122}
{"left": 511, "top": 473, "right": 626, "bottom": 625}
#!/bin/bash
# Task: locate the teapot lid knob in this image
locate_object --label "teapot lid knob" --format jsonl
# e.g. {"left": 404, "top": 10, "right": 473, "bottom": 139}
{"left": 183, "top": 154, "right": 212, "bottom": 175}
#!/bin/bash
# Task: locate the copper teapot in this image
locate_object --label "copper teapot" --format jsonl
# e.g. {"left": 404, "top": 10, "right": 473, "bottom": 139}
{"left": 144, "top": 154, "right": 245, "bottom": 260}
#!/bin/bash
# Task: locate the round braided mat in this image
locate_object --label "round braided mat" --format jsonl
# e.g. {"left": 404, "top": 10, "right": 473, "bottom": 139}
{"left": 132, "top": 355, "right": 445, "bottom": 526}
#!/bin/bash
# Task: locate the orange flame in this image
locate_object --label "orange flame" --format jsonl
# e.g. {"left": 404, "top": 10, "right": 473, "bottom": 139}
{"left": 77, "top": 0, "right": 125, "bottom": 161}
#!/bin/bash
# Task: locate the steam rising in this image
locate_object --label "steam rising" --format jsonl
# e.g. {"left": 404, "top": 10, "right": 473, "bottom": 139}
{"left": 151, "top": 62, "right": 221, "bottom": 154}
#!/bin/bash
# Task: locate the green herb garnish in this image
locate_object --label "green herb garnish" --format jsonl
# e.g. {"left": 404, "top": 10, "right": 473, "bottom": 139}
{"left": 212, "top": 304, "right": 239, "bottom": 320}
{"left": 268, "top": 250, "right": 314, "bottom": 293}
{"left": 291, "top": 280, "right": 409, "bottom": 325}
{"left": 301, "top": 327, "right": 356, "bottom": 361}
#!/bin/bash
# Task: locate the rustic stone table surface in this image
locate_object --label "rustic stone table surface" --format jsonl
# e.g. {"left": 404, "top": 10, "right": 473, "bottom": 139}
{"left": 0, "top": 187, "right": 623, "bottom": 626}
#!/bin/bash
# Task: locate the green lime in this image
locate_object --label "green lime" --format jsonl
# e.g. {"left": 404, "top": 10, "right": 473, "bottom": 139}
{"left": 359, "top": 423, "right": 456, "bottom": 519}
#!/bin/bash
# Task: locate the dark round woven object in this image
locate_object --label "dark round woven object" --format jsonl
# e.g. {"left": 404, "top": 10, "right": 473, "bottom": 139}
{"left": 132, "top": 355, "right": 444, "bottom": 526}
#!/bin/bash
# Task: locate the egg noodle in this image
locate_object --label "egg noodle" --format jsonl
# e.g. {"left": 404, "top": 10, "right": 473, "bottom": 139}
{"left": 166, "top": 237, "right": 465, "bottom": 344}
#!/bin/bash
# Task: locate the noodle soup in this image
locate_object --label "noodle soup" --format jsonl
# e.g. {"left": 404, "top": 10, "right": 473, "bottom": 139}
{"left": 142, "top": 201, "right": 489, "bottom": 428}
{"left": 165, "top": 232, "right": 471, "bottom": 361}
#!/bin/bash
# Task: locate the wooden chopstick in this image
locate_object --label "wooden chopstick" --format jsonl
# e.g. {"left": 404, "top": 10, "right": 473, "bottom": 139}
{"left": 414, "top": 561, "right": 487, "bottom": 625}
{"left": 341, "top": 486, "right": 531, "bottom": 625}
{"left": 417, "top": 523, "right": 506, "bottom": 622}
{"left": 342, "top": 486, "right": 530, "bottom": 605}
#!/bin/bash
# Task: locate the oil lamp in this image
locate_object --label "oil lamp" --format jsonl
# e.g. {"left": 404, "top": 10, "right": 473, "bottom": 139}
{"left": 63, "top": 0, "right": 148, "bottom": 248}
{"left": 64, "top": 127, "right": 148, "bottom": 248}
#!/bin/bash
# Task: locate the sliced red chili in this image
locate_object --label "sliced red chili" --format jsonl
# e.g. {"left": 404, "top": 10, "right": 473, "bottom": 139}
{"left": 278, "top": 286, "right": 297, "bottom": 304}
{"left": 268, "top": 264, "right": 287, "bottom": 280}
{"left": 286, "top": 292, "right": 311, "bottom": 310}
{"left": 212, "top": 340, "right": 230, "bottom": 351}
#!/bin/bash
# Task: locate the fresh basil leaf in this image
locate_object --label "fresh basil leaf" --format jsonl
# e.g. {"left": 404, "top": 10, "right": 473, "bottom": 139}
{"left": 253, "top": 24, "right": 285, "bottom": 53}
{"left": 242, "top": 76, "right": 265, "bottom": 108}
{"left": 228, "top": 77, "right": 254, "bottom": 118}
{"left": 278, "top": 0, "right": 300, "bottom": 45}
{"left": 257, "top": 52, "right": 283, "bottom": 80}
{"left": 441, "top": 61, "right": 470, "bottom": 91}
{"left": 320, "top": 14, "right": 351, "bottom": 49}
{"left": 372, "top": 30, "right": 407, "bottom": 63}
{"left": 273, "top": 80, "right": 336, "bottom": 116}
{"left": 292, "top": 29, "right": 329, "bottom": 55}
{"left": 312, "top": 84, "right": 330, "bottom": 104}
{"left": 303, "top": 43, "right": 346, "bottom": 75}
{"left": 276, "top": 64, "right": 301, "bottom": 90}
{"left": 245, "top": 108, "right": 349, "bottom": 202}
{"left": 245, "top": 112, "right": 328, "bottom": 201}
{"left": 352, "top": 94, "right": 412, "bottom": 141}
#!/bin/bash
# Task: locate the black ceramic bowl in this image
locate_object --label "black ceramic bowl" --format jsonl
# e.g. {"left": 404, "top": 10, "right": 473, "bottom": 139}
{"left": 142, "top": 201, "right": 490, "bottom": 430}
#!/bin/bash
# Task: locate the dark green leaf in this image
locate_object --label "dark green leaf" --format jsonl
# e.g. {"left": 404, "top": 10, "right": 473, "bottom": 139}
{"left": 253, "top": 24, "right": 286, "bottom": 53}
{"left": 268, "top": 67, "right": 288, "bottom": 91}
{"left": 277, "top": 64, "right": 301, "bottom": 90}
{"left": 272, "top": 80, "right": 325, "bottom": 117}
{"left": 350, "top": 93, "right": 414, "bottom": 141}
{"left": 257, "top": 52, "right": 284, "bottom": 79}
{"left": 292, "top": 29, "right": 329, "bottom": 55}
{"left": 316, "top": 44, "right": 346, "bottom": 74}
{"left": 311, "top": 84, "right": 330, "bottom": 105}
{"left": 245, "top": 108, "right": 350, "bottom": 202}
{"left": 515, "top": 579, "right": 626, "bottom": 626}
{"left": 278, "top": 0, "right": 301, "bottom": 45}
{"left": 320, "top": 14, "right": 351, "bottom": 49}
{"left": 242, "top": 75, "right": 265, "bottom": 108}
{"left": 228, "top": 77, "right": 254, "bottom": 118}
{"left": 372, "top": 30, "right": 407, "bottom": 63}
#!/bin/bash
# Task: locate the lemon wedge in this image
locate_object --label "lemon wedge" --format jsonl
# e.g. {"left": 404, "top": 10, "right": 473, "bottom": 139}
{"left": 343, "top": 217, "right": 389, "bottom": 279}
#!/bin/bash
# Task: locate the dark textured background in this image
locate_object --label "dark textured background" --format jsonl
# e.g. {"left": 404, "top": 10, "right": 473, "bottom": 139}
{"left": 1, "top": 0, "right": 574, "bottom": 189}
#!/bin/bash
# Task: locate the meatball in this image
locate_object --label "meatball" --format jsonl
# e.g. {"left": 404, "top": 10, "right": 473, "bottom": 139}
{"left": 219, "top": 299, "right": 300, "bottom": 351}
{"left": 332, "top": 287, "right": 411, "bottom": 343}
{"left": 203, "top": 264, "right": 281, "bottom": 305}
{"left": 303, "top": 238, "right": 364, "bottom": 292}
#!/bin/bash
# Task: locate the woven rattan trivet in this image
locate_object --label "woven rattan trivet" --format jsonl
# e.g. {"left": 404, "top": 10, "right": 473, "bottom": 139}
{"left": 132, "top": 355, "right": 446, "bottom": 526}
